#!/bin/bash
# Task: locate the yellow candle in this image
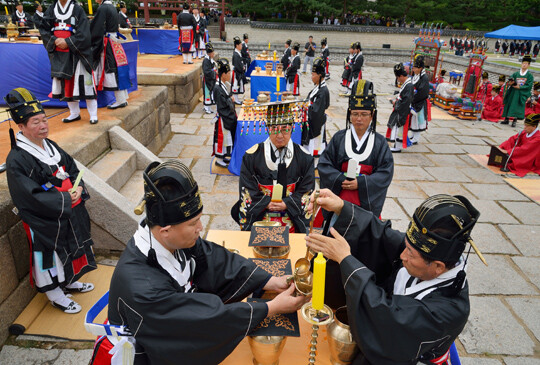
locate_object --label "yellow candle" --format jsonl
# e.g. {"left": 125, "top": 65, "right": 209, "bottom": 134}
{"left": 5, "top": 6, "right": 8, "bottom": 15}
{"left": 312, "top": 252, "right": 326, "bottom": 310}
{"left": 268, "top": 41, "right": 271, "bottom": 50}
{"left": 135, "top": 11, "right": 138, "bottom": 35}
{"left": 88, "top": 0, "right": 93, "bottom": 15}
{"left": 276, "top": 76, "right": 280, "bottom": 92}
{"left": 271, "top": 183, "right": 283, "bottom": 202}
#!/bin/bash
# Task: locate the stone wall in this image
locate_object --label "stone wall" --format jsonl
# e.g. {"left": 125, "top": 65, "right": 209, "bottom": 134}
{"left": 0, "top": 85, "right": 171, "bottom": 346}
{"left": 137, "top": 64, "right": 202, "bottom": 114}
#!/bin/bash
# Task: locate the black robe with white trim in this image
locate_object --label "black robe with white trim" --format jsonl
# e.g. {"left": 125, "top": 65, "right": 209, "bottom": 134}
{"left": 108, "top": 235, "right": 271, "bottom": 365}
{"left": 233, "top": 139, "right": 315, "bottom": 233}
{"left": 388, "top": 78, "right": 413, "bottom": 128}
{"left": 329, "top": 202, "right": 470, "bottom": 365}
{"left": 302, "top": 81, "right": 330, "bottom": 144}
{"left": 318, "top": 128, "right": 393, "bottom": 218}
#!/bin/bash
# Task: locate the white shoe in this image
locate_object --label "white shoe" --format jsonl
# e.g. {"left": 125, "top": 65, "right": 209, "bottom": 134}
{"left": 204, "top": 107, "right": 214, "bottom": 114}
{"left": 215, "top": 159, "right": 228, "bottom": 168}
{"left": 51, "top": 295, "right": 82, "bottom": 314}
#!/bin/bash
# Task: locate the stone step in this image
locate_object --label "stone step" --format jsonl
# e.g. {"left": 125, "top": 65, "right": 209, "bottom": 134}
{"left": 118, "top": 170, "right": 145, "bottom": 206}
{"left": 90, "top": 150, "right": 137, "bottom": 192}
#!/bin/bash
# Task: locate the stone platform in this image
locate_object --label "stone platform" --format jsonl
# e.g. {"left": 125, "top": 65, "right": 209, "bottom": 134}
{"left": 137, "top": 54, "right": 203, "bottom": 113}
{"left": 0, "top": 85, "right": 171, "bottom": 345}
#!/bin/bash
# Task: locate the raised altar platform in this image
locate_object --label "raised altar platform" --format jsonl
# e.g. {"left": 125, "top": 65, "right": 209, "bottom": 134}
{"left": 0, "top": 39, "right": 139, "bottom": 108}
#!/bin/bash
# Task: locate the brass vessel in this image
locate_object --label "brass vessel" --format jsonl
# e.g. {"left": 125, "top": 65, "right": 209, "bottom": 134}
{"left": 119, "top": 27, "right": 133, "bottom": 41}
{"left": 327, "top": 307, "right": 358, "bottom": 365}
{"left": 252, "top": 221, "right": 290, "bottom": 259}
{"left": 248, "top": 336, "right": 287, "bottom": 365}
{"left": 7, "top": 22, "right": 19, "bottom": 41}
{"left": 276, "top": 64, "right": 283, "bottom": 76}
{"left": 265, "top": 63, "right": 273, "bottom": 75}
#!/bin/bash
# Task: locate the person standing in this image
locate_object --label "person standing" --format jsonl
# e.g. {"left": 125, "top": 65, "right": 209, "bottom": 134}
{"left": 12, "top": 1, "right": 31, "bottom": 28}
{"left": 340, "top": 43, "right": 355, "bottom": 92}
{"left": 302, "top": 35, "right": 316, "bottom": 74}
{"left": 387, "top": 63, "right": 413, "bottom": 152}
{"left": 502, "top": 40, "right": 508, "bottom": 55}
{"left": 5, "top": 88, "right": 96, "bottom": 314}
{"left": 241, "top": 33, "right": 251, "bottom": 83}
{"left": 91, "top": 0, "right": 131, "bottom": 111}
{"left": 117, "top": 1, "right": 131, "bottom": 28}
{"left": 38, "top": 0, "right": 98, "bottom": 124}
{"left": 346, "top": 42, "right": 363, "bottom": 95}
{"left": 321, "top": 37, "right": 330, "bottom": 79}
{"left": 178, "top": 3, "right": 196, "bottom": 64}
{"left": 302, "top": 58, "right": 330, "bottom": 156}
{"left": 202, "top": 42, "right": 217, "bottom": 114}
{"left": 231, "top": 36, "right": 245, "bottom": 104}
{"left": 192, "top": 6, "right": 205, "bottom": 59}
{"left": 502, "top": 55, "right": 534, "bottom": 127}
{"left": 409, "top": 55, "right": 430, "bottom": 144}
{"left": 32, "top": 1, "right": 44, "bottom": 29}
{"left": 213, "top": 58, "right": 237, "bottom": 167}
{"left": 285, "top": 42, "right": 301, "bottom": 96}
{"left": 281, "top": 39, "right": 292, "bottom": 71}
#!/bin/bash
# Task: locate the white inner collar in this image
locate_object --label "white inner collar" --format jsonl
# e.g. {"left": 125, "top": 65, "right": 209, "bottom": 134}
{"left": 345, "top": 128, "right": 375, "bottom": 162}
{"left": 526, "top": 126, "right": 539, "bottom": 138}
{"left": 264, "top": 137, "right": 294, "bottom": 171}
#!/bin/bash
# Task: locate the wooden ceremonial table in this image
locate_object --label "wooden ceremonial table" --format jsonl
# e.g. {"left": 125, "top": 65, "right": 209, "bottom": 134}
{"left": 206, "top": 230, "right": 333, "bottom": 365}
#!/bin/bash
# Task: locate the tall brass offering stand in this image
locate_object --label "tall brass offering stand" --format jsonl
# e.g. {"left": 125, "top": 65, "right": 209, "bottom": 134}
{"left": 301, "top": 302, "right": 333, "bottom": 365}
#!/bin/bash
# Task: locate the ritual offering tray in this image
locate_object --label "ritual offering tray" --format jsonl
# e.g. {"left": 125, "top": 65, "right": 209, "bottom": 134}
{"left": 249, "top": 224, "right": 290, "bottom": 259}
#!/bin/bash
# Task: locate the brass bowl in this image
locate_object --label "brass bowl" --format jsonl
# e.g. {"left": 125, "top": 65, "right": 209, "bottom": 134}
{"left": 253, "top": 245, "right": 290, "bottom": 259}
{"left": 248, "top": 336, "right": 287, "bottom": 365}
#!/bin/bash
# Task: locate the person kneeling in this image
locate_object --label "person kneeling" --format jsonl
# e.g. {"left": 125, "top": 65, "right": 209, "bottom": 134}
{"left": 232, "top": 104, "right": 315, "bottom": 233}
{"left": 94, "top": 161, "right": 308, "bottom": 364}
{"left": 306, "top": 189, "right": 482, "bottom": 365}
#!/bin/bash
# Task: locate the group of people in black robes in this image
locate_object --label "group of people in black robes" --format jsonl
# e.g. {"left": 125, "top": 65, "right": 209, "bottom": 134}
{"left": 495, "top": 39, "right": 540, "bottom": 59}
{"left": 177, "top": 3, "right": 208, "bottom": 63}
{"left": 340, "top": 41, "right": 364, "bottom": 96}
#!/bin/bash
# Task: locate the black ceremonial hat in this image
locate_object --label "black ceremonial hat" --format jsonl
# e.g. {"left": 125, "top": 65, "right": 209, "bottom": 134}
{"left": 183, "top": 2, "right": 189, "bottom": 10}
{"left": 312, "top": 57, "right": 326, "bottom": 76}
{"left": 142, "top": 160, "right": 203, "bottom": 227}
{"left": 492, "top": 85, "right": 500, "bottom": 94}
{"left": 533, "top": 81, "right": 540, "bottom": 91}
{"left": 524, "top": 113, "right": 540, "bottom": 127}
{"left": 292, "top": 42, "right": 300, "bottom": 51}
{"left": 321, "top": 37, "right": 327, "bottom": 46}
{"left": 393, "top": 63, "right": 407, "bottom": 77}
{"left": 233, "top": 36, "right": 241, "bottom": 46}
{"left": 286, "top": 39, "right": 292, "bottom": 46}
{"left": 406, "top": 194, "right": 479, "bottom": 263}
{"left": 217, "top": 58, "right": 231, "bottom": 75}
{"left": 498, "top": 74, "right": 506, "bottom": 82}
{"left": 243, "top": 33, "right": 249, "bottom": 40}
{"left": 4, "top": 88, "right": 45, "bottom": 124}
{"left": 523, "top": 54, "right": 532, "bottom": 63}
{"left": 205, "top": 42, "right": 214, "bottom": 53}
{"left": 482, "top": 71, "right": 489, "bottom": 79}
{"left": 119, "top": 1, "right": 126, "bottom": 8}
{"left": 349, "top": 79, "right": 376, "bottom": 111}
{"left": 413, "top": 54, "right": 425, "bottom": 68}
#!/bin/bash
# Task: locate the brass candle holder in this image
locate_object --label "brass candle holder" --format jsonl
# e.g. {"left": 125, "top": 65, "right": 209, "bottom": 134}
{"left": 301, "top": 302, "right": 334, "bottom": 365}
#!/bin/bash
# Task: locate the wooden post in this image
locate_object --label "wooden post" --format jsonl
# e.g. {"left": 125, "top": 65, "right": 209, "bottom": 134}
{"left": 144, "top": 0, "right": 149, "bottom": 24}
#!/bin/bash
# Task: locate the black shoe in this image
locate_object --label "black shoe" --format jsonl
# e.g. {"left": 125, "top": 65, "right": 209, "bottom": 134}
{"left": 62, "top": 115, "right": 81, "bottom": 123}
{"left": 501, "top": 118, "right": 509, "bottom": 125}
{"left": 511, "top": 119, "right": 516, "bottom": 127}
{"left": 223, "top": 156, "right": 231, "bottom": 163}
{"left": 107, "top": 102, "right": 128, "bottom": 110}
{"left": 90, "top": 119, "right": 98, "bottom": 125}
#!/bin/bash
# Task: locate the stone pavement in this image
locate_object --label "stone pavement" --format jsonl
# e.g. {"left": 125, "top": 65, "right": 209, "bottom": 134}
{"left": 1, "top": 66, "right": 539, "bottom": 364}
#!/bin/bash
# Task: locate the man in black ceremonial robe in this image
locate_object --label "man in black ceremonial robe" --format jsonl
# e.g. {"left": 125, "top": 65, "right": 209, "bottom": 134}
{"left": 281, "top": 39, "right": 292, "bottom": 71}
{"left": 232, "top": 103, "right": 315, "bottom": 233}
{"left": 98, "top": 160, "right": 307, "bottom": 365}
{"left": 318, "top": 79, "right": 393, "bottom": 219}
{"left": 387, "top": 62, "right": 413, "bottom": 152}
{"left": 5, "top": 88, "right": 96, "bottom": 314}
{"left": 307, "top": 189, "right": 481, "bottom": 365}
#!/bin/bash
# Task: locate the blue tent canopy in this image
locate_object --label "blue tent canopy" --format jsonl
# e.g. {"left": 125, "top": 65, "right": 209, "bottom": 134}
{"left": 484, "top": 25, "right": 540, "bottom": 40}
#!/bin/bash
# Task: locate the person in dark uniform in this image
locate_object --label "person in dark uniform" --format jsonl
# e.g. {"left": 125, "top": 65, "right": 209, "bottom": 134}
{"left": 12, "top": 1, "right": 32, "bottom": 28}
{"left": 202, "top": 42, "right": 217, "bottom": 114}
{"left": 213, "top": 58, "right": 237, "bottom": 167}
{"left": 387, "top": 63, "right": 413, "bottom": 153}
{"left": 38, "top": 0, "right": 98, "bottom": 124}
{"left": 32, "top": 1, "right": 44, "bottom": 29}
{"left": 241, "top": 33, "right": 251, "bottom": 83}
{"left": 90, "top": 0, "right": 130, "bottom": 111}
{"left": 285, "top": 42, "right": 301, "bottom": 96}
{"left": 409, "top": 55, "right": 430, "bottom": 144}
{"left": 5, "top": 88, "right": 96, "bottom": 315}
{"left": 318, "top": 79, "right": 393, "bottom": 221}
{"left": 345, "top": 42, "right": 363, "bottom": 95}
{"left": 232, "top": 103, "right": 315, "bottom": 233}
{"left": 321, "top": 37, "right": 330, "bottom": 79}
{"left": 281, "top": 39, "right": 292, "bottom": 71}
{"left": 117, "top": 1, "right": 131, "bottom": 28}
{"left": 178, "top": 3, "right": 196, "bottom": 64}
{"left": 192, "top": 5, "right": 206, "bottom": 59}
{"left": 341, "top": 43, "right": 356, "bottom": 92}
{"left": 92, "top": 160, "right": 307, "bottom": 364}
{"left": 305, "top": 190, "right": 480, "bottom": 365}
{"left": 231, "top": 36, "right": 245, "bottom": 104}
{"left": 302, "top": 58, "right": 330, "bottom": 156}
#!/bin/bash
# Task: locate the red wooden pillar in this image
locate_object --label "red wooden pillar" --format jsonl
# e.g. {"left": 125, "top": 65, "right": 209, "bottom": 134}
{"left": 144, "top": 0, "right": 149, "bottom": 23}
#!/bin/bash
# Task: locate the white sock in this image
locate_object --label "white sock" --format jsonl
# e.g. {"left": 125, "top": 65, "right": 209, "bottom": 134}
{"left": 188, "top": 53, "right": 193, "bottom": 63}
{"left": 65, "top": 281, "right": 82, "bottom": 290}
{"left": 45, "top": 287, "right": 70, "bottom": 305}
{"left": 113, "top": 89, "right": 127, "bottom": 105}
{"left": 233, "top": 94, "right": 240, "bottom": 103}
{"left": 67, "top": 101, "right": 80, "bottom": 119}
{"left": 182, "top": 54, "right": 187, "bottom": 63}
{"left": 86, "top": 99, "right": 98, "bottom": 120}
